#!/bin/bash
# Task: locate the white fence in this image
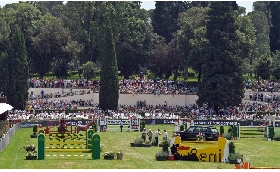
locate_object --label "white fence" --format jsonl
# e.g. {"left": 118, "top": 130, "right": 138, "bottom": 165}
{"left": 0, "top": 122, "right": 21, "bottom": 153}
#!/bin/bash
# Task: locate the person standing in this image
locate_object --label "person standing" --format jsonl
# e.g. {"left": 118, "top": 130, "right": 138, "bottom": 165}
{"left": 142, "top": 128, "right": 147, "bottom": 142}
{"left": 120, "top": 120, "right": 123, "bottom": 132}
{"left": 100, "top": 118, "right": 105, "bottom": 132}
{"left": 155, "top": 129, "right": 161, "bottom": 146}
{"left": 147, "top": 129, "right": 153, "bottom": 142}
{"left": 163, "top": 129, "right": 168, "bottom": 140}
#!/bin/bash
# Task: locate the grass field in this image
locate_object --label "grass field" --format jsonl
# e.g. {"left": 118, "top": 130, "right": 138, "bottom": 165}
{"left": 0, "top": 124, "right": 280, "bottom": 169}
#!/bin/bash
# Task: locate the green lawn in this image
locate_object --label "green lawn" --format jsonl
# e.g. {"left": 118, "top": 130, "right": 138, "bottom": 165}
{"left": 0, "top": 124, "right": 279, "bottom": 169}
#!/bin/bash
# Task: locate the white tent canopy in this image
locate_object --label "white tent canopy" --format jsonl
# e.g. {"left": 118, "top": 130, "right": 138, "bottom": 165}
{"left": 0, "top": 103, "right": 13, "bottom": 114}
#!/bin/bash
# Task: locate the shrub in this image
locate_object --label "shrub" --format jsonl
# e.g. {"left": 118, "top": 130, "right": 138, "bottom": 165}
{"left": 228, "top": 127, "right": 233, "bottom": 133}
{"left": 180, "top": 125, "right": 184, "bottom": 131}
{"left": 229, "top": 142, "right": 235, "bottom": 154}
{"left": 220, "top": 126, "right": 224, "bottom": 135}
{"left": 161, "top": 140, "right": 169, "bottom": 154}
{"left": 33, "top": 125, "right": 38, "bottom": 133}
{"left": 223, "top": 133, "right": 232, "bottom": 140}
{"left": 134, "top": 138, "right": 144, "bottom": 144}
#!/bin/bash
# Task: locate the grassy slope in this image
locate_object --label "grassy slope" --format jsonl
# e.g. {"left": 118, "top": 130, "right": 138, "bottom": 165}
{"left": 0, "top": 124, "right": 279, "bottom": 169}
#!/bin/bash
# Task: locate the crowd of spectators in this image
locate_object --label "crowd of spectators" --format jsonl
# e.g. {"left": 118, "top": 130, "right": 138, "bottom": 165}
{"left": 28, "top": 78, "right": 198, "bottom": 96}
{"left": 7, "top": 98, "right": 280, "bottom": 122}
{"left": 245, "top": 79, "right": 280, "bottom": 92}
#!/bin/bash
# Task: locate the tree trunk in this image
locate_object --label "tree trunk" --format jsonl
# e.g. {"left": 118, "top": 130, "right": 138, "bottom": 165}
{"left": 264, "top": 2, "right": 272, "bottom": 27}
{"left": 198, "top": 65, "right": 202, "bottom": 81}
{"left": 123, "top": 66, "right": 129, "bottom": 79}
{"left": 173, "top": 68, "right": 178, "bottom": 81}
{"left": 184, "top": 64, "right": 188, "bottom": 81}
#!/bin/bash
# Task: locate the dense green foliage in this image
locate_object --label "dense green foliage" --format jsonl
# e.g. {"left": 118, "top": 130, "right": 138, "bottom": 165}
{"left": 0, "top": 26, "right": 29, "bottom": 109}
{"left": 196, "top": 2, "right": 244, "bottom": 108}
{"left": 1, "top": 1, "right": 280, "bottom": 109}
{"left": 99, "top": 6, "right": 119, "bottom": 111}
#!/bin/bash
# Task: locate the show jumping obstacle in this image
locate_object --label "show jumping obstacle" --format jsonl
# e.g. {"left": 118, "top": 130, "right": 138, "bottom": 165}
{"left": 76, "top": 121, "right": 95, "bottom": 133}
{"left": 235, "top": 162, "right": 280, "bottom": 169}
{"left": 37, "top": 129, "right": 100, "bottom": 160}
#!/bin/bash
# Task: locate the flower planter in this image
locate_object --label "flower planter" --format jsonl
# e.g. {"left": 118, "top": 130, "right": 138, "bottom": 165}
{"left": 274, "top": 138, "right": 280, "bottom": 141}
{"left": 104, "top": 156, "right": 114, "bottom": 160}
{"left": 142, "top": 144, "right": 152, "bottom": 147}
{"left": 117, "top": 153, "right": 123, "bottom": 160}
{"left": 156, "top": 157, "right": 168, "bottom": 161}
{"left": 134, "top": 144, "right": 144, "bottom": 147}
{"left": 130, "top": 143, "right": 135, "bottom": 147}
{"left": 168, "top": 155, "right": 174, "bottom": 161}
{"left": 229, "top": 160, "right": 238, "bottom": 164}
{"left": 26, "top": 156, "right": 37, "bottom": 160}
{"left": 30, "top": 135, "right": 37, "bottom": 138}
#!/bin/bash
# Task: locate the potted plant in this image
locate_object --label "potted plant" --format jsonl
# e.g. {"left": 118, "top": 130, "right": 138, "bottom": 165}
{"left": 223, "top": 133, "right": 232, "bottom": 140}
{"left": 26, "top": 151, "right": 37, "bottom": 160}
{"left": 161, "top": 140, "right": 169, "bottom": 154}
{"left": 103, "top": 151, "right": 115, "bottom": 160}
{"left": 143, "top": 140, "right": 152, "bottom": 147}
{"left": 19, "top": 142, "right": 37, "bottom": 160}
{"left": 116, "top": 150, "right": 123, "bottom": 160}
{"left": 229, "top": 142, "right": 235, "bottom": 154}
{"left": 155, "top": 151, "right": 168, "bottom": 161}
{"left": 228, "top": 153, "right": 242, "bottom": 164}
{"left": 19, "top": 142, "right": 36, "bottom": 152}
{"left": 274, "top": 133, "right": 280, "bottom": 141}
{"left": 134, "top": 138, "right": 144, "bottom": 147}
{"left": 196, "top": 134, "right": 205, "bottom": 141}
{"left": 159, "top": 141, "right": 163, "bottom": 147}
{"left": 130, "top": 142, "right": 135, "bottom": 147}
{"left": 30, "top": 125, "right": 38, "bottom": 138}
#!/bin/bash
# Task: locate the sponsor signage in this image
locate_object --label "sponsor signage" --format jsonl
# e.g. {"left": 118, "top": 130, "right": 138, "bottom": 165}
{"left": 20, "top": 119, "right": 280, "bottom": 128}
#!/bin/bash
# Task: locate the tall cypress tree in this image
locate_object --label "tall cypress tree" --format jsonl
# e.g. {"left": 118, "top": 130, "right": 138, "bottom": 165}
{"left": 99, "top": 15, "right": 119, "bottom": 110}
{"left": 197, "top": 2, "right": 244, "bottom": 110}
{"left": 5, "top": 26, "right": 29, "bottom": 110}
{"left": 270, "top": 2, "right": 280, "bottom": 53}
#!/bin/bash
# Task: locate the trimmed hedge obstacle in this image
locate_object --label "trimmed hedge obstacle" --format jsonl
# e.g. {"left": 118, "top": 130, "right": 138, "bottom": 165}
{"left": 37, "top": 129, "right": 100, "bottom": 160}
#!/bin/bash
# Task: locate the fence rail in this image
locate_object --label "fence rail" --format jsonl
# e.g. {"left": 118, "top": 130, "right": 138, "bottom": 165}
{"left": 0, "top": 122, "right": 21, "bottom": 153}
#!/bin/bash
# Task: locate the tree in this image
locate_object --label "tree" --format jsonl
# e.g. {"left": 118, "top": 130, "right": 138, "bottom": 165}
{"left": 115, "top": 4, "right": 155, "bottom": 79}
{"left": 99, "top": 6, "right": 119, "bottom": 110}
{"left": 177, "top": 7, "right": 209, "bottom": 81}
{"left": 253, "top": 1, "right": 271, "bottom": 27}
{"left": 152, "top": 1, "right": 189, "bottom": 43}
{"left": 235, "top": 15, "right": 256, "bottom": 74}
{"left": 270, "top": 2, "right": 280, "bottom": 53}
{"left": 31, "top": 15, "right": 72, "bottom": 78}
{"left": 197, "top": 2, "right": 244, "bottom": 110}
{"left": 248, "top": 11, "right": 270, "bottom": 77}
{"left": 270, "top": 51, "right": 280, "bottom": 79}
{"left": 82, "top": 61, "right": 97, "bottom": 80}
{"left": 256, "top": 54, "right": 271, "bottom": 80}
{"left": 5, "top": 3, "right": 43, "bottom": 74}
{"left": 4, "top": 27, "right": 29, "bottom": 110}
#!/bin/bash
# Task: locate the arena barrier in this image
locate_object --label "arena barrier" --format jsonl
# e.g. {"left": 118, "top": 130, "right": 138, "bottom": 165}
{"left": 232, "top": 123, "right": 275, "bottom": 140}
{"left": 102, "top": 118, "right": 140, "bottom": 132}
{"left": 170, "top": 136, "right": 229, "bottom": 163}
{"left": 235, "top": 162, "right": 280, "bottom": 169}
{"left": 37, "top": 129, "right": 100, "bottom": 160}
